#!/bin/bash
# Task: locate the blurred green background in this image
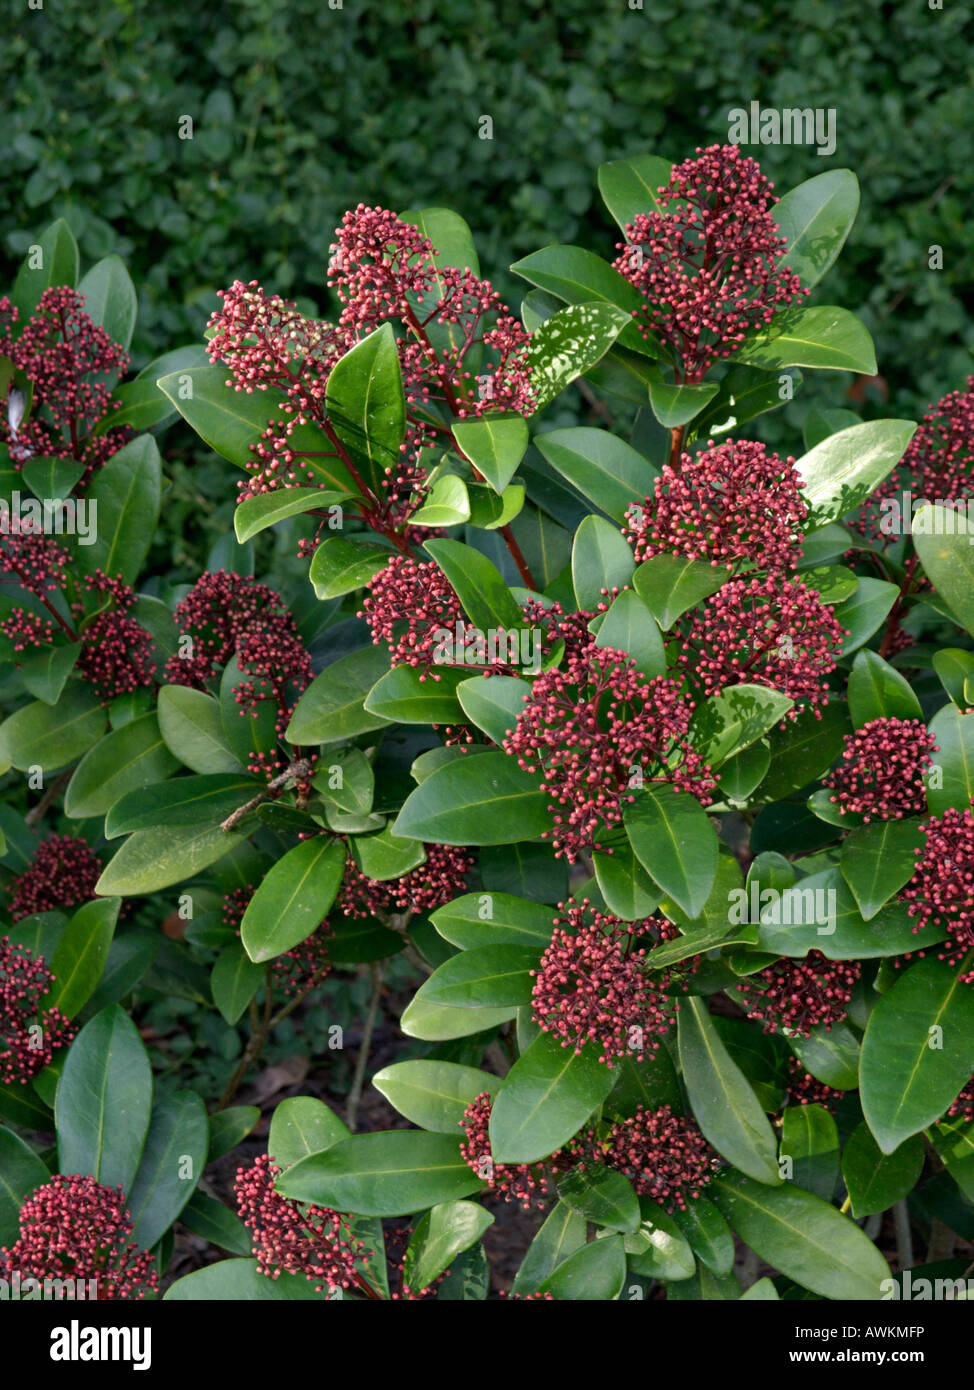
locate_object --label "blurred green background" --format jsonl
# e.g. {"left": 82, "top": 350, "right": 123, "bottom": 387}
{"left": 4, "top": 0, "right": 972, "bottom": 422}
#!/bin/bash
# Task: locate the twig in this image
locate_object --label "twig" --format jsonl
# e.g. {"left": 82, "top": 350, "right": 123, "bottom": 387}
{"left": 220, "top": 757, "right": 314, "bottom": 832}
{"left": 893, "top": 1200, "right": 915, "bottom": 1269}
{"left": 26, "top": 768, "right": 73, "bottom": 827}
{"left": 346, "top": 963, "right": 384, "bottom": 1131}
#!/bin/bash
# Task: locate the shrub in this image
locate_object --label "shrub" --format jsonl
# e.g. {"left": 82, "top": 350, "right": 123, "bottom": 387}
{"left": 1, "top": 147, "right": 973, "bottom": 1302}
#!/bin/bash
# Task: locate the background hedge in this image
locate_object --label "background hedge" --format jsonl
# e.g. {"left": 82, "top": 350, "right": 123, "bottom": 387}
{"left": 4, "top": 0, "right": 971, "bottom": 423}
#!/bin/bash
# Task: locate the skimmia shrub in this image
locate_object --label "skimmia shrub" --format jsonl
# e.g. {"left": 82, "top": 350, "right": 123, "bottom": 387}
{"left": 1, "top": 149, "right": 974, "bottom": 1305}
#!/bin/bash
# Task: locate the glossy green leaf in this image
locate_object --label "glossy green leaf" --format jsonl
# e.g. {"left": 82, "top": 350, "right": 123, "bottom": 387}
{"left": 678, "top": 997, "right": 781, "bottom": 1184}
{"left": 847, "top": 649, "right": 923, "bottom": 726}
{"left": 538, "top": 1232, "right": 626, "bottom": 1300}
{"left": 840, "top": 818, "right": 923, "bottom": 920}
{"left": 64, "top": 714, "right": 180, "bottom": 818}
{"left": 0, "top": 687, "right": 104, "bottom": 772}
{"left": 489, "top": 1032, "right": 615, "bottom": 1165}
{"left": 452, "top": 415, "right": 529, "bottom": 494}
{"left": 235, "top": 488, "right": 348, "bottom": 544}
{"left": 774, "top": 169, "right": 860, "bottom": 288}
{"left": 597, "top": 153, "right": 671, "bottom": 231}
{"left": 394, "top": 751, "right": 548, "bottom": 845}
{"left": 276, "top": 1131, "right": 485, "bottom": 1216}
{"left": 842, "top": 1123, "right": 923, "bottom": 1218}
{"left": 286, "top": 646, "right": 393, "bottom": 744}
{"left": 795, "top": 420, "right": 916, "bottom": 529}
{"left": 268, "top": 1096, "right": 349, "bottom": 1168}
{"left": 96, "top": 822, "right": 248, "bottom": 895}
{"left": 211, "top": 943, "right": 265, "bottom": 1024}
{"left": 430, "top": 891, "right": 554, "bottom": 949}
{"left": 56, "top": 1005, "right": 152, "bottom": 1192}
{"left": 157, "top": 685, "right": 241, "bottom": 774}
{"left": 731, "top": 306, "right": 877, "bottom": 375}
{"left": 372, "top": 1060, "right": 496, "bottom": 1133}
{"left": 417, "top": 944, "right": 540, "bottom": 1009}
{"left": 0, "top": 1127, "right": 49, "bottom": 1246}
{"left": 47, "top": 896, "right": 120, "bottom": 1019}
{"left": 241, "top": 837, "right": 345, "bottom": 963}
{"left": 632, "top": 553, "right": 730, "bottom": 630}
{"left": 780, "top": 1103, "right": 840, "bottom": 1202}
{"left": 127, "top": 1091, "right": 208, "bottom": 1249}
{"left": 534, "top": 427, "right": 658, "bottom": 525}
{"left": 624, "top": 787, "right": 718, "bottom": 919}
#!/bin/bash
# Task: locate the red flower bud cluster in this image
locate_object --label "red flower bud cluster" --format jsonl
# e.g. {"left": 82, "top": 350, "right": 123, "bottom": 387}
{"left": 503, "top": 643, "right": 714, "bottom": 861}
{"left": 825, "top": 718, "right": 937, "bottom": 822}
{"left": 338, "top": 843, "right": 474, "bottom": 919}
{"left": 900, "top": 804, "right": 974, "bottom": 982}
{"left": 9, "top": 833, "right": 101, "bottom": 921}
{"left": 947, "top": 1075, "right": 974, "bottom": 1125}
{"left": 530, "top": 900, "right": 676, "bottom": 1066}
{"left": 361, "top": 556, "right": 463, "bottom": 677}
{"left": 222, "top": 886, "right": 331, "bottom": 995}
{"left": 864, "top": 378, "right": 974, "bottom": 540}
{"left": 235, "top": 1153, "right": 364, "bottom": 1294}
{"left": 602, "top": 1104, "right": 719, "bottom": 1211}
{"left": 73, "top": 570, "right": 156, "bottom": 705}
{"left": 735, "top": 950, "right": 860, "bottom": 1037}
{"left": 0, "top": 521, "right": 69, "bottom": 596}
{"left": 613, "top": 145, "right": 806, "bottom": 381}
{"left": 165, "top": 570, "right": 312, "bottom": 764}
{"left": 679, "top": 575, "right": 845, "bottom": 717}
{"left": 625, "top": 438, "right": 806, "bottom": 574}
{"left": 0, "top": 1174, "right": 158, "bottom": 1299}
{"left": 0, "top": 289, "right": 131, "bottom": 485}
{"left": 0, "top": 936, "right": 75, "bottom": 1083}
{"left": 459, "top": 1092, "right": 555, "bottom": 1210}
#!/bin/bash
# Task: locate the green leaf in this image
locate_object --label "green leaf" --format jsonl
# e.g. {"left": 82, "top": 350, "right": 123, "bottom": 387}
{"left": 626, "top": 1201, "right": 696, "bottom": 1281}
{"left": 77, "top": 254, "right": 138, "bottom": 353}
{"left": 832, "top": 577, "right": 899, "bottom": 656}
{"left": 780, "top": 1104, "right": 840, "bottom": 1202}
{"left": 431, "top": 891, "right": 553, "bottom": 949}
{"left": 510, "top": 246, "right": 651, "bottom": 356}
{"left": 64, "top": 713, "right": 180, "bottom": 818}
{"left": 678, "top": 997, "right": 781, "bottom": 1184}
{"left": 394, "top": 750, "right": 548, "bottom": 845}
{"left": 157, "top": 685, "right": 241, "bottom": 774}
{"left": 591, "top": 586, "right": 669, "bottom": 678}
{"left": 731, "top": 306, "right": 877, "bottom": 375}
{"left": 241, "top": 838, "right": 345, "bottom": 963}
{"left": 417, "top": 945, "right": 540, "bottom": 1009}
{"left": 364, "top": 663, "right": 466, "bottom": 724}
{"left": 711, "top": 1170, "right": 889, "bottom": 1300}
{"left": 556, "top": 1164, "right": 640, "bottom": 1233}
{"left": 76, "top": 434, "right": 162, "bottom": 586}
{"left": 841, "top": 1123, "right": 923, "bottom": 1218}
{"left": 511, "top": 1201, "right": 587, "bottom": 1295}
{"left": 927, "top": 704, "right": 974, "bottom": 815}
{"left": 0, "top": 1127, "right": 49, "bottom": 1246}
{"left": 424, "top": 537, "right": 523, "bottom": 631}
{"left": 180, "top": 1191, "right": 252, "bottom": 1257}
{"left": 208, "top": 1106, "right": 260, "bottom": 1163}
{"left": 597, "top": 153, "right": 671, "bottom": 231}
{"left": 840, "top": 818, "right": 924, "bottom": 920}
{"left": 0, "top": 687, "right": 104, "bottom": 772}
{"left": 860, "top": 958, "right": 974, "bottom": 1153}
{"left": 648, "top": 377, "right": 719, "bottom": 429}
{"left": 911, "top": 506, "right": 974, "bottom": 638}
{"left": 790, "top": 1022, "right": 861, "bottom": 1090}
{"left": 11, "top": 219, "right": 78, "bottom": 324}
{"left": 691, "top": 684, "right": 794, "bottom": 767}
{"left": 571, "top": 514, "right": 634, "bottom": 611}
{"left": 410, "top": 474, "right": 470, "bottom": 527}
{"left": 21, "top": 455, "right": 85, "bottom": 500}
{"left": 456, "top": 674, "right": 531, "bottom": 742}
{"left": 211, "top": 943, "right": 265, "bottom": 1024}
{"left": 158, "top": 367, "right": 355, "bottom": 494}
{"left": 276, "top": 1131, "right": 484, "bottom": 1216}
{"left": 624, "top": 788, "right": 718, "bottom": 919}
{"left": 632, "top": 554, "right": 730, "bottom": 630}
{"left": 526, "top": 302, "right": 632, "bottom": 410}
{"left": 309, "top": 536, "right": 391, "bottom": 600}
{"left": 400, "top": 995, "right": 516, "bottom": 1041}
{"left": 466, "top": 481, "right": 525, "bottom": 530}
{"left": 930, "top": 1121, "right": 974, "bottom": 1204}
{"left": 795, "top": 420, "right": 916, "bottom": 528}
{"left": 534, "top": 426, "right": 658, "bottom": 525}
{"left": 759, "top": 700, "right": 851, "bottom": 802}
{"left": 539, "top": 1233, "right": 627, "bottom": 1299}
{"left": 592, "top": 845, "right": 660, "bottom": 922}
{"left": 847, "top": 649, "right": 923, "bottom": 726}
{"left": 672, "top": 1195, "right": 735, "bottom": 1276}
{"left": 127, "top": 1091, "right": 208, "bottom": 1249}
{"left": 96, "top": 822, "right": 248, "bottom": 895}
{"left": 164, "top": 1258, "right": 326, "bottom": 1301}
{"left": 220, "top": 655, "right": 279, "bottom": 767}
{"left": 47, "top": 896, "right": 119, "bottom": 1019}
{"left": 452, "top": 416, "right": 529, "bottom": 494}
{"left": 693, "top": 365, "right": 801, "bottom": 440}
{"left": 404, "top": 1200, "right": 494, "bottom": 1291}
{"left": 235, "top": 488, "right": 347, "bottom": 544}
{"left": 400, "top": 206, "right": 480, "bottom": 358}
{"left": 92, "top": 376, "right": 176, "bottom": 435}
{"left": 286, "top": 646, "right": 393, "bottom": 744}
{"left": 755, "top": 867, "right": 942, "bottom": 961}
{"left": 933, "top": 649, "right": 974, "bottom": 708}
{"left": 351, "top": 826, "right": 425, "bottom": 881}
{"left": 325, "top": 323, "right": 406, "bottom": 496}
{"left": 773, "top": 170, "right": 860, "bottom": 288}
{"left": 489, "top": 1032, "right": 615, "bottom": 1165}
{"left": 105, "top": 774, "right": 258, "bottom": 838}
{"left": 268, "top": 1096, "right": 349, "bottom": 1168}
{"left": 55, "top": 1005, "right": 152, "bottom": 1192}
{"left": 17, "top": 641, "right": 80, "bottom": 706}
{"left": 373, "top": 1060, "right": 496, "bottom": 1133}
